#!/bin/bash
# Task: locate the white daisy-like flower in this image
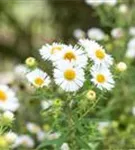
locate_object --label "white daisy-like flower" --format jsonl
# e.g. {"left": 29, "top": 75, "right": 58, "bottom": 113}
{"left": 105, "top": 0, "right": 117, "bottom": 6}
{"left": 85, "top": 0, "right": 103, "bottom": 7}
{"left": 85, "top": 0, "right": 117, "bottom": 7}
{"left": 37, "top": 131, "right": 46, "bottom": 141}
{"left": 126, "top": 48, "right": 135, "bottom": 58}
{"left": 26, "top": 122, "right": 41, "bottom": 134}
{"left": 118, "top": 4, "right": 128, "bottom": 14}
{"left": 26, "top": 68, "right": 51, "bottom": 88}
{"left": 87, "top": 28, "right": 105, "bottom": 41}
{"left": 14, "top": 64, "right": 28, "bottom": 77}
{"left": 4, "top": 131, "right": 18, "bottom": 144}
{"left": 111, "top": 28, "right": 124, "bottom": 39}
{"left": 129, "top": 27, "right": 135, "bottom": 37}
{"left": 53, "top": 45, "right": 88, "bottom": 69}
{"left": 73, "top": 28, "right": 85, "bottom": 39}
{"left": 54, "top": 62, "right": 85, "bottom": 92}
{"left": 98, "top": 121, "right": 110, "bottom": 131}
{"left": 90, "top": 65, "right": 115, "bottom": 91}
{"left": 13, "top": 135, "right": 34, "bottom": 148}
{"left": 39, "top": 42, "right": 64, "bottom": 61}
{"left": 41, "top": 100, "right": 53, "bottom": 110}
{"left": 0, "top": 85, "right": 19, "bottom": 112}
{"left": 79, "top": 39, "right": 113, "bottom": 67}
{"left": 125, "top": 38, "right": 135, "bottom": 58}
{"left": 127, "top": 38, "right": 135, "bottom": 48}
{"left": 61, "top": 143, "right": 70, "bottom": 150}
{"left": 47, "top": 132, "right": 61, "bottom": 140}
{"left": 132, "top": 107, "right": 135, "bottom": 116}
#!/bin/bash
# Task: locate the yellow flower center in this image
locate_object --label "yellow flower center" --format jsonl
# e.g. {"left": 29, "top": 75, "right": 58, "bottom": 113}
{"left": 51, "top": 46, "right": 62, "bottom": 54}
{"left": 0, "top": 90, "right": 7, "bottom": 102}
{"left": 64, "top": 51, "right": 76, "bottom": 61}
{"left": 64, "top": 69, "right": 76, "bottom": 80}
{"left": 34, "top": 77, "right": 44, "bottom": 86}
{"left": 96, "top": 74, "right": 105, "bottom": 83}
{"left": 95, "top": 49, "right": 105, "bottom": 59}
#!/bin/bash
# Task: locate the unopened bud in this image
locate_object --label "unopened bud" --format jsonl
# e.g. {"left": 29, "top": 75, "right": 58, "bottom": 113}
{"left": 116, "top": 62, "right": 127, "bottom": 72}
{"left": 86, "top": 90, "right": 96, "bottom": 100}
{"left": 25, "top": 57, "right": 37, "bottom": 67}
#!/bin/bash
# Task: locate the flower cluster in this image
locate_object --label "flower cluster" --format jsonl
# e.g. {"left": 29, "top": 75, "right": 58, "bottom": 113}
{"left": 26, "top": 39, "right": 115, "bottom": 92}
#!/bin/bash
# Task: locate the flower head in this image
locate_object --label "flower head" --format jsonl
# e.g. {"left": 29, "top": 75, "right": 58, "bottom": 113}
{"left": 26, "top": 122, "right": 41, "bottom": 134}
{"left": 4, "top": 132, "right": 17, "bottom": 144}
{"left": 39, "top": 43, "right": 64, "bottom": 61}
{"left": 87, "top": 28, "right": 105, "bottom": 41}
{"left": 54, "top": 61, "right": 85, "bottom": 92}
{"left": 53, "top": 45, "right": 88, "bottom": 69}
{"left": 26, "top": 68, "right": 51, "bottom": 88}
{"left": 79, "top": 39, "right": 113, "bottom": 67}
{"left": 0, "top": 85, "right": 19, "bottom": 112}
{"left": 91, "top": 65, "right": 115, "bottom": 91}
{"left": 13, "top": 135, "right": 34, "bottom": 148}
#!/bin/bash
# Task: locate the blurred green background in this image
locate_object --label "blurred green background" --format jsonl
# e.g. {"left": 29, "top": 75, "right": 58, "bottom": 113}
{"left": 0, "top": 0, "right": 99, "bottom": 62}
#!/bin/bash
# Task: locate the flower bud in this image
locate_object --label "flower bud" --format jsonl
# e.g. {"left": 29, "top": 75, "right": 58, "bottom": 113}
{"left": 25, "top": 57, "right": 37, "bottom": 67}
{"left": 43, "top": 124, "right": 50, "bottom": 132}
{"left": 1, "top": 111, "right": 14, "bottom": 125}
{"left": 61, "top": 143, "right": 70, "bottom": 150}
{"left": 86, "top": 90, "right": 96, "bottom": 100}
{"left": 53, "top": 99, "right": 62, "bottom": 107}
{"left": 116, "top": 62, "right": 127, "bottom": 72}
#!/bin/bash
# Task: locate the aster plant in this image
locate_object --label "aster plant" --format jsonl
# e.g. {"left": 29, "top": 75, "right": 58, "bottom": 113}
{"left": 25, "top": 39, "right": 117, "bottom": 150}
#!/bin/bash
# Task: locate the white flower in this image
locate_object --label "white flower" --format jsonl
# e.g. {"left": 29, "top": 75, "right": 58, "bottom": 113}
{"left": 0, "top": 85, "right": 19, "bottom": 112}
{"left": 53, "top": 45, "right": 88, "bottom": 69}
{"left": 85, "top": 0, "right": 117, "bottom": 7}
{"left": 85, "top": 0, "right": 103, "bottom": 7}
{"left": 3, "top": 111, "right": 14, "bottom": 122}
{"left": 41, "top": 100, "right": 53, "bottom": 110}
{"left": 111, "top": 28, "right": 124, "bottom": 39}
{"left": 118, "top": 4, "right": 128, "bottom": 14}
{"left": 0, "top": 72, "right": 14, "bottom": 84}
{"left": 14, "top": 64, "right": 28, "bottom": 79}
{"left": 116, "top": 62, "right": 127, "bottom": 72}
{"left": 37, "top": 131, "right": 45, "bottom": 141}
{"left": 87, "top": 28, "right": 105, "bottom": 41}
{"left": 4, "top": 132, "right": 18, "bottom": 144}
{"left": 13, "top": 135, "right": 34, "bottom": 148}
{"left": 54, "top": 62, "right": 85, "bottom": 92}
{"left": 47, "top": 132, "right": 61, "bottom": 140}
{"left": 39, "top": 43, "right": 64, "bottom": 61}
{"left": 105, "top": 0, "right": 117, "bottom": 6}
{"left": 73, "top": 28, "right": 85, "bottom": 39}
{"left": 126, "top": 38, "right": 135, "bottom": 58}
{"left": 26, "top": 122, "right": 41, "bottom": 134}
{"left": 98, "top": 121, "right": 110, "bottom": 131}
{"left": 127, "top": 38, "right": 135, "bottom": 48}
{"left": 129, "top": 27, "right": 135, "bottom": 37}
{"left": 125, "top": 48, "right": 135, "bottom": 58}
{"left": 91, "top": 65, "right": 115, "bottom": 91}
{"left": 26, "top": 68, "right": 51, "bottom": 88}
{"left": 61, "top": 143, "right": 70, "bottom": 150}
{"left": 79, "top": 39, "right": 113, "bottom": 67}
{"left": 132, "top": 107, "right": 135, "bottom": 116}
